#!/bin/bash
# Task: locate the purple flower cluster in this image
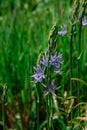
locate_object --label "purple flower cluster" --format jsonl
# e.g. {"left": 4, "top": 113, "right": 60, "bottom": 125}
{"left": 32, "top": 53, "right": 63, "bottom": 96}
{"left": 44, "top": 80, "right": 60, "bottom": 96}
{"left": 50, "top": 53, "right": 63, "bottom": 73}
{"left": 32, "top": 65, "right": 45, "bottom": 83}
{"left": 32, "top": 53, "right": 63, "bottom": 83}
{"left": 32, "top": 15, "right": 87, "bottom": 97}
{"left": 40, "top": 57, "right": 48, "bottom": 68}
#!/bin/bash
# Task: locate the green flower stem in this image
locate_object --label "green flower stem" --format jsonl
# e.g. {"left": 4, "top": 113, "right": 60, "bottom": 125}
{"left": 46, "top": 23, "right": 57, "bottom": 129}
{"left": 70, "top": 0, "right": 79, "bottom": 124}
{"left": 77, "top": 21, "right": 82, "bottom": 117}
{"left": 77, "top": 0, "right": 87, "bottom": 117}
{"left": 36, "top": 84, "right": 40, "bottom": 130}
{"left": 46, "top": 94, "right": 50, "bottom": 130}
{"left": 70, "top": 23, "right": 74, "bottom": 123}
{"left": 47, "top": 95, "right": 54, "bottom": 130}
{"left": 50, "top": 96, "right": 54, "bottom": 130}
{"left": 46, "top": 44, "right": 52, "bottom": 130}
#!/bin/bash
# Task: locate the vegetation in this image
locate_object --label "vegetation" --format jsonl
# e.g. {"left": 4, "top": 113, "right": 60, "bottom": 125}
{"left": 0, "top": 0, "right": 87, "bottom": 130}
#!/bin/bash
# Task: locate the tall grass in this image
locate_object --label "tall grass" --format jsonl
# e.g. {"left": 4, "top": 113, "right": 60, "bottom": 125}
{"left": 0, "top": 0, "right": 87, "bottom": 129}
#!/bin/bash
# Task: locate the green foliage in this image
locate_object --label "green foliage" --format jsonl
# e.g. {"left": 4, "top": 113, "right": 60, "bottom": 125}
{"left": 0, "top": 0, "right": 87, "bottom": 130}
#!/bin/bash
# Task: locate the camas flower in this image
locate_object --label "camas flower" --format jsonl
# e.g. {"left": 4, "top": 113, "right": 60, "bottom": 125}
{"left": 82, "top": 16, "right": 87, "bottom": 26}
{"left": 44, "top": 80, "right": 60, "bottom": 96}
{"left": 40, "top": 57, "right": 48, "bottom": 68}
{"left": 58, "top": 26, "right": 67, "bottom": 36}
{"left": 32, "top": 65, "right": 45, "bottom": 83}
{"left": 50, "top": 53, "right": 63, "bottom": 73}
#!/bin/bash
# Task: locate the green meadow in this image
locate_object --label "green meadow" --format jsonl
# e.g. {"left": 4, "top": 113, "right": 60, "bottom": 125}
{"left": 0, "top": 0, "right": 87, "bottom": 130}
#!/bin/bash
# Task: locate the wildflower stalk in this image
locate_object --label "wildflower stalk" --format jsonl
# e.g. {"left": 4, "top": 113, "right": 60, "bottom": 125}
{"left": 49, "top": 95, "right": 54, "bottom": 130}
{"left": 33, "top": 23, "right": 61, "bottom": 130}
{"left": 46, "top": 95, "right": 49, "bottom": 130}
{"left": 46, "top": 23, "right": 57, "bottom": 129}
{"left": 46, "top": 42, "right": 51, "bottom": 130}
{"left": 47, "top": 95, "right": 53, "bottom": 130}
{"left": 34, "top": 52, "right": 46, "bottom": 130}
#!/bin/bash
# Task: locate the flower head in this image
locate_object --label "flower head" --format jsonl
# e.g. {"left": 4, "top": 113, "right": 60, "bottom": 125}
{"left": 44, "top": 80, "right": 60, "bottom": 96}
{"left": 58, "top": 26, "right": 67, "bottom": 36}
{"left": 82, "top": 16, "right": 87, "bottom": 26}
{"left": 50, "top": 53, "right": 63, "bottom": 73}
{"left": 40, "top": 57, "right": 48, "bottom": 68}
{"left": 32, "top": 65, "right": 45, "bottom": 83}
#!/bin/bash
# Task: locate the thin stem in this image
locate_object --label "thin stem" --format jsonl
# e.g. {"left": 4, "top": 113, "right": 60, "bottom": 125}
{"left": 46, "top": 94, "right": 50, "bottom": 130}
{"left": 49, "top": 95, "right": 52, "bottom": 129}
{"left": 70, "top": 24, "right": 74, "bottom": 121}
{"left": 70, "top": 25, "right": 73, "bottom": 96}
{"left": 46, "top": 40, "right": 52, "bottom": 130}
{"left": 77, "top": 19, "right": 82, "bottom": 116}
{"left": 50, "top": 96, "right": 54, "bottom": 130}
{"left": 46, "top": 57, "right": 50, "bottom": 130}
{"left": 77, "top": 0, "right": 87, "bottom": 116}
{"left": 46, "top": 24, "right": 57, "bottom": 129}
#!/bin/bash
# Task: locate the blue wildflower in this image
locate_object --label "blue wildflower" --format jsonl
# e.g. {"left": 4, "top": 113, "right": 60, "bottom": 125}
{"left": 54, "top": 64, "right": 63, "bottom": 74}
{"left": 82, "top": 16, "right": 87, "bottom": 26}
{"left": 58, "top": 26, "right": 67, "bottom": 36}
{"left": 32, "top": 65, "right": 45, "bottom": 83}
{"left": 44, "top": 80, "right": 60, "bottom": 96}
{"left": 50, "top": 53, "right": 63, "bottom": 73}
{"left": 40, "top": 57, "right": 48, "bottom": 68}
